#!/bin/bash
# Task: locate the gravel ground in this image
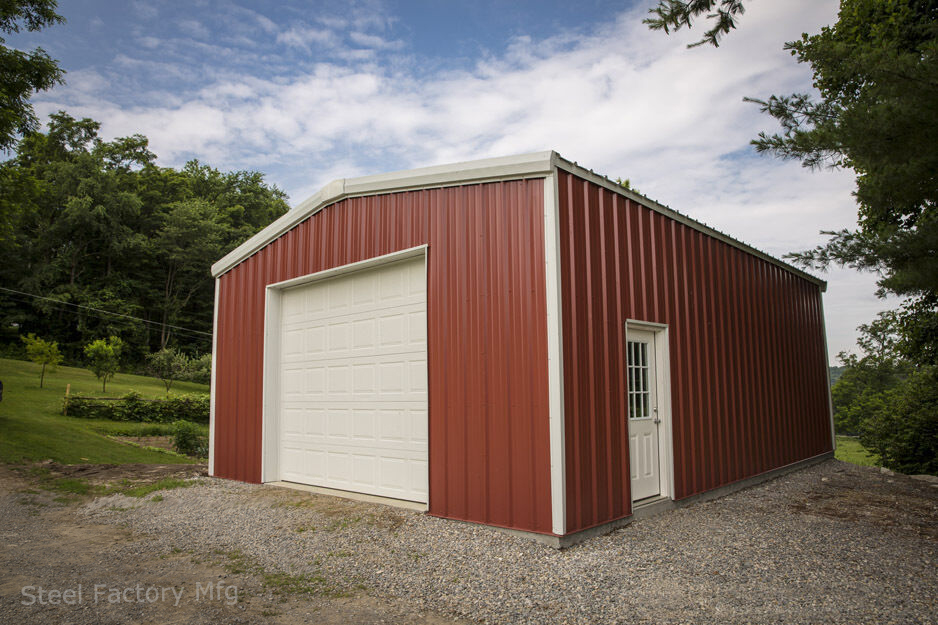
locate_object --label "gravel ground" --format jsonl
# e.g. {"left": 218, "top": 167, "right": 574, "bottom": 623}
{"left": 71, "top": 459, "right": 938, "bottom": 624}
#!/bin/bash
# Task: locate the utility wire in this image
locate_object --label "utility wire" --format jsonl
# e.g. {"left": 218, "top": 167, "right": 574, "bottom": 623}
{"left": 0, "top": 286, "right": 213, "bottom": 342}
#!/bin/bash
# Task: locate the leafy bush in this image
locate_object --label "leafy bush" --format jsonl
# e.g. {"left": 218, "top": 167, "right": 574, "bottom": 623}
{"left": 21, "top": 333, "right": 63, "bottom": 388}
{"left": 832, "top": 358, "right": 908, "bottom": 435}
{"left": 859, "top": 366, "right": 938, "bottom": 476}
{"left": 66, "top": 392, "right": 209, "bottom": 424}
{"left": 186, "top": 353, "right": 212, "bottom": 385}
{"left": 146, "top": 348, "right": 190, "bottom": 394}
{"left": 83, "top": 336, "right": 123, "bottom": 392}
{"left": 172, "top": 420, "right": 208, "bottom": 457}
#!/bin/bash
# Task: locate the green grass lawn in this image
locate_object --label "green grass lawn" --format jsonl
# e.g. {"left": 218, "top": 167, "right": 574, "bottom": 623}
{"left": 835, "top": 435, "right": 880, "bottom": 467}
{"left": 0, "top": 357, "right": 208, "bottom": 465}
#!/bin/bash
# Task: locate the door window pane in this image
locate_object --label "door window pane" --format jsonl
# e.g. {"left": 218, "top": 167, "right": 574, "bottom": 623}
{"left": 627, "top": 340, "right": 650, "bottom": 419}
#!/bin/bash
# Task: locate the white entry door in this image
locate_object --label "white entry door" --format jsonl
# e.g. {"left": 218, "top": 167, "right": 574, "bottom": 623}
{"left": 628, "top": 329, "right": 660, "bottom": 501}
{"left": 277, "top": 255, "right": 428, "bottom": 503}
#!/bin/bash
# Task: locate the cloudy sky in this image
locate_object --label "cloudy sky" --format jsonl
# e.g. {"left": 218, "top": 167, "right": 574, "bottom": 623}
{"left": 9, "top": 0, "right": 896, "bottom": 361}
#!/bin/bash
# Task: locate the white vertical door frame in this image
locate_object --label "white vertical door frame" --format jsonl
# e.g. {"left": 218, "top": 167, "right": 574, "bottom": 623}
{"left": 260, "top": 245, "right": 429, "bottom": 485}
{"left": 543, "top": 171, "right": 567, "bottom": 536}
{"left": 209, "top": 277, "right": 219, "bottom": 476}
{"left": 626, "top": 320, "right": 674, "bottom": 501}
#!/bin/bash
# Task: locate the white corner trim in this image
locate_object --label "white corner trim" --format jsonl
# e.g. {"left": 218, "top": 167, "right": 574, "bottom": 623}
{"left": 543, "top": 172, "right": 567, "bottom": 536}
{"left": 260, "top": 245, "right": 430, "bottom": 485}
{"left": 819, "top": 294, "right": 836, "bottom": 452}
{"left": 208, "top": 277, "right": 219, "bottom": 476}
{"left": 211, "top": 152, "right": 555, "bottom": 278}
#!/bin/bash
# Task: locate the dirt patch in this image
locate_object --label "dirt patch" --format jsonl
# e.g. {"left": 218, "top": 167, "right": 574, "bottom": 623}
{"left": 265, "top": 488, "right": 408, "bottom": 531}
{"left": 788, "top": 466, "right": 938, "bottom": 541}
{"left": 0, "top": 465, "right": 467, "bottom": 625}
{"left": 30, "top": 460, "right": 206, "bottom": 484}
{"left": 112, "top": 435, "right": 176, "bottom": 452}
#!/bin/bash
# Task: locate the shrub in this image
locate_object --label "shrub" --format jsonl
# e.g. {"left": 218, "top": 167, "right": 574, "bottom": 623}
{"left": 187, "top": 353, "right": 212, "bottom": 385}
{"left": 65, "top": 392, "right": 209, "bottom": 424}
{"left": 83, "top": 336, "right": 123, "bottom": 393}
{"left": 21, "top": 333, "right": 63, "bottom": 388}
{"left": 146, "top": 348, "right": 190, "bottom": 394}
{"left": 859, "top": 366, "right": 938, "bottom": 475}
{"left": 172, "top": 420, "right": 208, "bottom": 457}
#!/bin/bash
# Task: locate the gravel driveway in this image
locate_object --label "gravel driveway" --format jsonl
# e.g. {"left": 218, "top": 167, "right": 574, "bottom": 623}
{"left": 4, "top": 459, "right": 938, "bottom": 624}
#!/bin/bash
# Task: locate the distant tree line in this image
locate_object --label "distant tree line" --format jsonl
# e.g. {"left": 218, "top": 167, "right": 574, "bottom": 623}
{"left": 0, "top": 112, "right": 289, "bottom": 367}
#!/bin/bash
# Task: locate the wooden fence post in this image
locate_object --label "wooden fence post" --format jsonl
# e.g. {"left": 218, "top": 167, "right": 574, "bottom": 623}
{"left": 63, "top": 384, "right": 70, "bottom": 416}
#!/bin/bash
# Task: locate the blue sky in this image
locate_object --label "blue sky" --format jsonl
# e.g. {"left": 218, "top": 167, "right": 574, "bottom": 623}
{"left": 9, "top": 0, "right": 893, "bottom": 360}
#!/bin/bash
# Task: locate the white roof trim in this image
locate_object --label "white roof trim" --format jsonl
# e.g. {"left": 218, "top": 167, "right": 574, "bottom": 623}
{"left": 211, "top": 151, "right": 554, "bottom": 277}
{"left": 211, "top": 150, "right": 825, "bottom": 290}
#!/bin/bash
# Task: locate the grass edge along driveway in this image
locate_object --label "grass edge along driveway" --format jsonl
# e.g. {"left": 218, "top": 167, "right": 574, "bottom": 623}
{"left": 0, "top": 357, "right": 206, "bottom": 465}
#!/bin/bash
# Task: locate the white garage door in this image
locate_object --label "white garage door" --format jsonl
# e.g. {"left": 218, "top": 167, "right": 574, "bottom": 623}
{"left": 278, "top": 255, "right": 428, "bottom": 502}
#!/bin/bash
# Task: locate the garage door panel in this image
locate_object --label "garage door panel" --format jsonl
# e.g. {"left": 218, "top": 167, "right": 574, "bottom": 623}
{"left": 282, "top": 305, "right": 425, "bottom": 361}
{"left": 282, "top": 407, "right": 427, "bottom": 451}
{"left": 278, "top": 255, "right": 428, "bottom": 503}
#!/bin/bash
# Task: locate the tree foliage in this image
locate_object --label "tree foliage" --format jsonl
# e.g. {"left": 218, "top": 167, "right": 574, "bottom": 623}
{"left": 83, "top": 336, "right": 123, "bottom": 393}
{"left": 747, "top": 0, "right": 938, "bottom": 363}
{"left": 647, "top": 1, "right": 938, "bottom": 474}
{"left": 0, "top": 0, "right": 64, "bottom": 151}
{"left": 0, "top": 112, "right": 289, "bottom": 365}
{"left": 831, "top": 312, "right": 937, "bottom": 474}
{"left": 20, "top": 332, "right": 61, "bottom": 387}
{"left": 645, "top": 0, "right": 747, "bottom": 47}
{"left": 646, "top": 2, "right": 938, "bottom": 363}
{"left": 146, "top": 347, "right": 190, "bottom": 394}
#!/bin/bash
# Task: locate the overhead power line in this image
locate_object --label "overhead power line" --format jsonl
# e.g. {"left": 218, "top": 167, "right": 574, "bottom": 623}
{"left": 0, "top": 286, "right": 213, "bottom": 342}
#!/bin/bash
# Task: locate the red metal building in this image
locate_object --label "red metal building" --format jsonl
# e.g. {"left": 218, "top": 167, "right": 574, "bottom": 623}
{"left": 210, "top": 151, "right": 834, "bottom": 545}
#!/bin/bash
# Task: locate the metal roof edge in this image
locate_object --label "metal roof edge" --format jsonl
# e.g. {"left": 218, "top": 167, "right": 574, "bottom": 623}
{"left": 211, "top": 151, "right": 556, "bottom": 277}
{"left": 212, "top": 149, "right": 826, "bottom": 291}
{"left": 550, "top": 154, "right": 828, "bottom": 291}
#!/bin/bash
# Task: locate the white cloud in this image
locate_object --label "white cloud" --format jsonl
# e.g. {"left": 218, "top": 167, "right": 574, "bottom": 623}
{"left": 178, "top": 19, "right": 210, "bottom": 39}
{"left": 131, "top": 1, "right": 157, "bottom": 20}
{"left": 349, "top": 31, "right": 404, "bottom": 50}
{"left": 40, "top": 0, "right": 882, "bottom": 358}
{"left": 137, "top": 35, "right": 162, "bottom": 49}
{"left": 276, "top": 25, "right": 339, "bottom": 50}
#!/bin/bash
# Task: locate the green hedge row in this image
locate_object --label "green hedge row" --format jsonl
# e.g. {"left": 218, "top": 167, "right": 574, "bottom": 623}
{"left": 65, "top": 392, "right": 209, "bottom": 424}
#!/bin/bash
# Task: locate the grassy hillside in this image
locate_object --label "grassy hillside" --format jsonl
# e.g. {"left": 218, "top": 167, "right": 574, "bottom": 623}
{"left": 0, "top": 357, "right": 208, "bottom": 464}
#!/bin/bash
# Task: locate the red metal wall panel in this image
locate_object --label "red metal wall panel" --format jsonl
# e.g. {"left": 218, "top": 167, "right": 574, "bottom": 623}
{"left": 214, "top": 180, "right": 553, "bottom": 534}
{"left": 558, "top": 171, "right": 832, "bottom": 534}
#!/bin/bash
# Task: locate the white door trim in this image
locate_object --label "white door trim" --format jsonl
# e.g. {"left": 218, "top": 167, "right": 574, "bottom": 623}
{"left": 261, "top": 245, "right": 429, "bottom": 509}
{"left": 625, "top": 320, "right": 674, "bottom": 502}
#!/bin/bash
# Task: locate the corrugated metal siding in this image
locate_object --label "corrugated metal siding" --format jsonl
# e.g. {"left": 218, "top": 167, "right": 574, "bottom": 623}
{"left": 558, "top": 171, "right": 832, "bottom": 534}
{"left": 214, "top": 180, "right": 553, "bottom": 534}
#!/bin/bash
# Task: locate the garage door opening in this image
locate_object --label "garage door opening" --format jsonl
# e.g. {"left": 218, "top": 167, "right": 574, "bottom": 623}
{"left": 261, "top": 247, "right": 429, "bottom": 505}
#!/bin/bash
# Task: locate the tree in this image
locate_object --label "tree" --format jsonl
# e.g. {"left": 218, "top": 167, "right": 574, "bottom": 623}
{"left": 830, "top": 311, "right": 937, "bottom": 474}
{"left": 748, "top": 1, "right": 938, "bottom": 367}
{"left": 831, "top": 312, "right": 910, "bottom": 434}
{"left": 146, "top": 347, "right": 189, "bottom": 394}
{"left": 647, "top": 1, "right": 938, "bottom": 474}
{"left": 647, "top": 0, "right": 938, "bottom": 363}
{"left": 0, "top": 0, "right": 65, "bottom": 151}
{"left": 20, "top": 332, "right": 61, "bottom": 387}
{"left": 645, "top": 0, "right": 748, "bottom": 47}
{"left": 0, "top": 112, "right": 288, "bottom": 365}
{"left": 83, "top": 336, "right": 123, "bottom": 393}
